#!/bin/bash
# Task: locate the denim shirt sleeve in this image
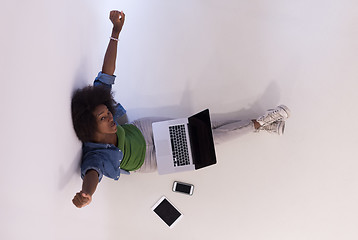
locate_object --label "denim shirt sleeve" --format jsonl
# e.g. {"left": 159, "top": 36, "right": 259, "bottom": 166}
{"left": 81, "top": 142, "right": 131, "bottom": 182}
{"left": 94, "top": 71, "right": 126, "bottom": 121}
{"left": 94, "top": 71, "right": 116, "bottom": 89}
{"left": 81, "top": 154, "right": 104, "bottom": 182}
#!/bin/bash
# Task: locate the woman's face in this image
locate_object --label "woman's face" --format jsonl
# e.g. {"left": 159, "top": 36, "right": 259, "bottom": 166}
{"left": 93, "top": 104, "right": 117, "bottom": 134}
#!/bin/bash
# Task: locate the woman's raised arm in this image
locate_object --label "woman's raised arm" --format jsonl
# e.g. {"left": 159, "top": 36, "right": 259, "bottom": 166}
{"left": 102, "top": 10, "right": 125, "bottom": 76}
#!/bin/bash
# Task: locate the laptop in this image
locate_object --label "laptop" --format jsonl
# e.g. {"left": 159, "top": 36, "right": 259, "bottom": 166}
{"left": 152, "top": 109, "right": 217, "bottom": 175}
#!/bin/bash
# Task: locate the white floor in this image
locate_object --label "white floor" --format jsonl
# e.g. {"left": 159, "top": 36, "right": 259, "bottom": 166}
{"left": 1, "top": 0, "right": 358, "bottom": 239}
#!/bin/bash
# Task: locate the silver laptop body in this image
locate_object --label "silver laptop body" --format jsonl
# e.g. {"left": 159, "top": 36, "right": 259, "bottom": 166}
{"left": 153, "top": 118, "right": 195, "bottom": 174}
{"left": 152, "top": 109, "right": 217, "bottom": 175}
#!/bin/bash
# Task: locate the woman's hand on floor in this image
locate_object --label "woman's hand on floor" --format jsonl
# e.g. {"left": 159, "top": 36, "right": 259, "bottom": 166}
{"left": 72, "top": 191, "right": 92, "bottom": 208}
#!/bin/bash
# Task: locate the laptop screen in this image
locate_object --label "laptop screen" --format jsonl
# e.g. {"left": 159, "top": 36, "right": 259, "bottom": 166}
{"left": 188, "top": 109, "right": 217, "bottom": 169}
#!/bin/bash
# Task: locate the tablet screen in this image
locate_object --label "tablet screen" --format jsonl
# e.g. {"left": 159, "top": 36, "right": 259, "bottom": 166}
{"left": 152, "top": 197, "right": 182, "bottom": 228}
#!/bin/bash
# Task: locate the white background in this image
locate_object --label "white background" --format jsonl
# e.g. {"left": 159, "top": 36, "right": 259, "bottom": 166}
{"left": 1, "top": 0, "right": 358, "bottom": 239}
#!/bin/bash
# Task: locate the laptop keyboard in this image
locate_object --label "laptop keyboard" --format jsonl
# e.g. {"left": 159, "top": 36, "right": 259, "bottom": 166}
{"left": 169, "top": 125, "right": 191, "bottom": 167}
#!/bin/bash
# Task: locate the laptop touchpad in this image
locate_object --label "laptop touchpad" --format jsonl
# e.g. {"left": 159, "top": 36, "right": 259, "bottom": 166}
{"left": 155, "top": 140, "right": 172, "bottom": 156}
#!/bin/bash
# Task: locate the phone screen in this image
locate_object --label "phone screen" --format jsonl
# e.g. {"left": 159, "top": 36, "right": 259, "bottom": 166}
{"left": 175, "top": 183, "right": 192, "bottom": 194}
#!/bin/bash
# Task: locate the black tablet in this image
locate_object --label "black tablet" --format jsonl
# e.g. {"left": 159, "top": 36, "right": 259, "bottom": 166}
{"left": 152, "top": 196, "right": 183, "bottom": 228}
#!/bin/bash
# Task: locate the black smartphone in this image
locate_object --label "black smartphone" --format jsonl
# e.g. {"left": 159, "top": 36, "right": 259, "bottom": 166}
{"left": 172, "top": 181, "right": 194, "bottom": 195}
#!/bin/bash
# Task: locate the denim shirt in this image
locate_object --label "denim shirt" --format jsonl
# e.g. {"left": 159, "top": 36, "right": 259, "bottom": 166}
{"left": 93, "top": 71, "right": 126, "bottom": 122}
{"left": 81, "top": 72, "right": 130, "bottom": 182}
{"left": 81, "top": 142, "right": 130, "bottom": 182}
